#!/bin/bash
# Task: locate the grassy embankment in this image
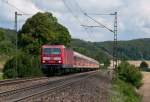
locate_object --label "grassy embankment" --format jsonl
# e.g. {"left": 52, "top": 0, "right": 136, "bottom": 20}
{"left": 109, "top": 61, "right": 142, "bottom": 102}
{"left": 110, "top": 79, "right": 141, "bottom": 102}
{"left": 0, "top": 72, "right": 3, "bottom": 80}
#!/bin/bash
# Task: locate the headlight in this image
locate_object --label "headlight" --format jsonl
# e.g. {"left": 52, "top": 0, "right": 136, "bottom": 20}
{"left": 58, "top": 60, "right": 62, "bottom": 63}
{"left": 53, "top": 57, "right": 61, "bottom": 60}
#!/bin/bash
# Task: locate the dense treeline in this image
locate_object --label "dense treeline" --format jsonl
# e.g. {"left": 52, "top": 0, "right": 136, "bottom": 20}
{"left": 1, "top": 28, "right": 150, "bottom": 63}
{"left": 70, "top": 38, "right": 150, "bottom": 66}
{"left": 1, "top": 27, "right": 150, "bottom": 62}
{"left": 70, "top": 39, "right": 111, "bottom": 68}
{"left": 94, "top": 38, "right": 150, "bottom": 60}
{"left": 70, "top": 38, "right": 150, "bottom": 61}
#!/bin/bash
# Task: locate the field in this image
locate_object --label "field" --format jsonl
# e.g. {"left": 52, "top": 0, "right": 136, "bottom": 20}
{"left": 128, "top": 60, "right": 150, "bottom": 68}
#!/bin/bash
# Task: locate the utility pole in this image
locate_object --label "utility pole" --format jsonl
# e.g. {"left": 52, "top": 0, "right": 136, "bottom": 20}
{"left": 14, "top": 11, "right": 22, "bottom": 69}
{"left": 82, "top": 12, "right": 118, "bottom": 69}
{"left": 113, "top": 12, "right": 118, "bottom": 69}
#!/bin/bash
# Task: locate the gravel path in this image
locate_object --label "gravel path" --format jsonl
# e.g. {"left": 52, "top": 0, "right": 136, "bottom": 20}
{"left": 26, "top": 70, "right": 111, "bottom": 102}
{"left": 139, "top": 72, "right": 150, "bottom": 102}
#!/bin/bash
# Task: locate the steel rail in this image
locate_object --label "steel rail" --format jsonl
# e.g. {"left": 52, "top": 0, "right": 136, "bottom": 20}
{"left": 0, "top": 77, "right": 48, "bottom": 86}
{"left": 0, "top": 71, "right": 97, "bottom": 101}
{"left": 13, "top": 72, "right": 96, "bottom": 102}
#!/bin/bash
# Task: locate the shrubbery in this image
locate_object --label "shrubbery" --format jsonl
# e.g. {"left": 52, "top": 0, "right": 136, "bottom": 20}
{"left": 140, "top": 61, "right": 150, "bottom": 71}
{"left": 116, "top": 61, "right": 143, "bottom": 88}
{"left": 110, "top": 61, "right": 143, "bottom": 102}
{"left": 3, "top": 53, "right": 43, "bottom": 78}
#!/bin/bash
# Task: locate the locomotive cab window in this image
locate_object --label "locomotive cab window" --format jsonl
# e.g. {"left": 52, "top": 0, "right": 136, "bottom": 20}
{"left": 43, "top": 48, "right": 61, "bottom": 54}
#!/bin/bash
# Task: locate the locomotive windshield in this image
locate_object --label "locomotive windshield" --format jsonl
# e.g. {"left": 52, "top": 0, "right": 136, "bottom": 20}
{"left": 43, "top": 48, "right": 61, "bottom": 54}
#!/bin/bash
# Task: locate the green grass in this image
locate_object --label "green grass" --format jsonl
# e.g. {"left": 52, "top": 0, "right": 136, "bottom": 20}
{"left": 109, "top": 78, "right": 141, "bottom": 102}
{"left": 0, "top": 72, "right": 3, "bottom": 80}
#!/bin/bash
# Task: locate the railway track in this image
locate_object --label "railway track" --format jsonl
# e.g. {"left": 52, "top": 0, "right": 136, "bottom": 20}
{"left": 0, "top": 77, "right": 47, "bottom": 85}
{"left": 0, "top": 70, "right": 98, "bottom": 102}
{"left": 0, "top": 77, "right": 50, "bottom": 93}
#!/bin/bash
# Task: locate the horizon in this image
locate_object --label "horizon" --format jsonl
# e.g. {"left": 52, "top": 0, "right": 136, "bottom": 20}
{"left": 1, "top": 26, "right": 150, "bottom": 42}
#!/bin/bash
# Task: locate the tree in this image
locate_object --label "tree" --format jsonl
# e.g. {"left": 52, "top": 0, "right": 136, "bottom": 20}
{"left": 140, "top": 61, "right": 149, "bottom": 71}
{"left": 140, "top": 61, "right": 149, "bottom": 68}
{"left": 18, "top": 12, "right": 71, "bottom": 54}
{"left": 94, "top": 51, "right": 110, "bottom": 68}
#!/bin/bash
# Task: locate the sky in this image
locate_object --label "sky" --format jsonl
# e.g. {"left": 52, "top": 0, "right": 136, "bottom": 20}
{"left": 0, "top": 0, "right": 150, "bottom": 42}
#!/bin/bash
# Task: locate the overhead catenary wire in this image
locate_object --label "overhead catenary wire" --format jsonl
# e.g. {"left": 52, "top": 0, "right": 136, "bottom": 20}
{"left": 74, "top": 0, "right": 85, "bottom": 14}
{"left": 70, "top": 0, "right": 99, "bottom": 41}
{"left": 84, "top": 13, "right": 114, "bottom": 33}
{"left": 62, "top": 0, "right": 82, "bottom": 24}
{"left": 62, "top": 0, "right": 94, "bottom": 41}
{"left": 73, "top": 0, "right": 114, "bottom": 34}
{"left": 73, "top": 0, "right": 104, "bottom": 40}
{"left": 2, "top": 0, "right": 33, "bottom": 15}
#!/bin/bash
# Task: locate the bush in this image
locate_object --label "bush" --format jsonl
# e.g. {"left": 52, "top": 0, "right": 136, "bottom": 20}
{"left": 116, "top": 61, "right": 143, "bottom": 88}
{"left": 140, "top": 61, "right": 150, "bottom": 71}
{"left": 3, "top": 53, "right": 43, "bottom": 78}
{"left": 140, "top": 61, "right": 148, "bottom": 68}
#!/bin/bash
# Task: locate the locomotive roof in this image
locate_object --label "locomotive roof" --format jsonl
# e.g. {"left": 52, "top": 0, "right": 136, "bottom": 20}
{"left": 42, "top": 45, "right": 65, "bottom": 48}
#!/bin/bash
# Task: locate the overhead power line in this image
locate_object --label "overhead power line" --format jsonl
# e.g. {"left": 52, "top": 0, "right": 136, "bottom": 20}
{"left": 83, "top": 13, "right": 114, "bottom": 33}
{"left": 74, "top": 0, "right": 85, "bottom": 14}
{"left": 2, "top": 0, "right": 33, "bottom": 15}
{"left": 81, "top": 25, "right": 103, "bottom": 28}
{"left": 64, "top": 0, "right": 99, "bottom": 41}
{"left": 87, "top": 13, "right": 115, "bottom": 16}
{"left": 62, "top": 0, "right": 94, "bottom": 41}
{"left": 62, "top": 0, "right": 82, "bottom": 24}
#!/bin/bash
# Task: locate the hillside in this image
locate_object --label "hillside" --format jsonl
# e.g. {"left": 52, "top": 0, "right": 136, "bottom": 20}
{"left": 71, "top": 38, "right": 150, "bottom": 60}
{"left": 70, "top": 39, "right": 111, "bottom": 66}
{"left": 94, "top": 38, "right": 150, "bottom": 60}
{"left": 1, "top": 27, "right": 150, "bottom": 61}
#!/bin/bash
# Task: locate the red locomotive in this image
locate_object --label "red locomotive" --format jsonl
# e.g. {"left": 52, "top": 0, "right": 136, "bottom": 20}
{"left": 41, "top": 45, "right": 99, "bottom": 74}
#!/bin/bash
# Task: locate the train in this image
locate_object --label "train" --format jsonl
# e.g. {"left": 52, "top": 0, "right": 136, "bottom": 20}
{"left": 41, "top": 45, "right": 100, "bottom": 75}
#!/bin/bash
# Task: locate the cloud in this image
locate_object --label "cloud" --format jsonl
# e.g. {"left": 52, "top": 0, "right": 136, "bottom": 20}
{"left": 0, "top": 0, "right": 42, "bottom": 28}
{"left": 0, "top": 0, "right": 150, "bottom": 41}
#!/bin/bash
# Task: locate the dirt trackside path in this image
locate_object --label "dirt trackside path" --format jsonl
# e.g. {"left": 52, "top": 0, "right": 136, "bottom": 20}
{"left": 139, "top": 72, "right": 150, "bottom": 102}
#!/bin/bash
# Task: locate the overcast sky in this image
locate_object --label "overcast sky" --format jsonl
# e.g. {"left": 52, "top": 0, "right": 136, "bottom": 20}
{"left": 0, "top": 0, "right": 150, "bottom": 42}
